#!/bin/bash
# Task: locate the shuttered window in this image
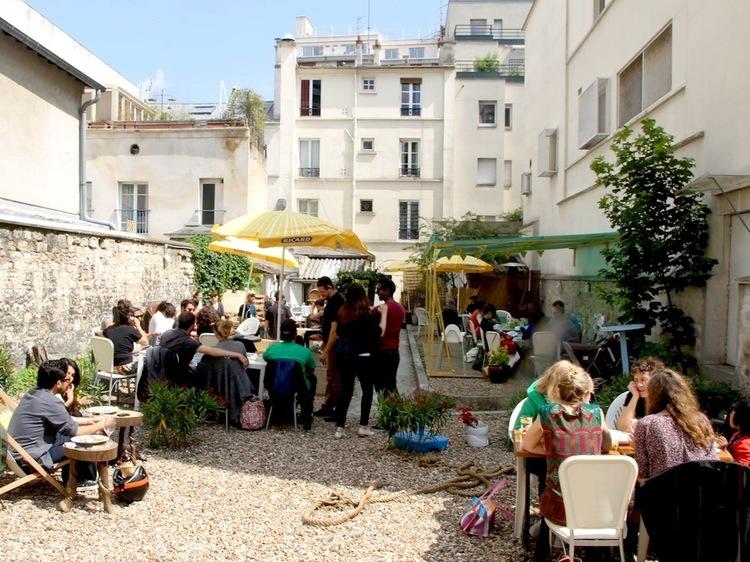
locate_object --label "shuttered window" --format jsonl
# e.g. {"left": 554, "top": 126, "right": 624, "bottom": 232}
{"left": 398, "top": 201, "right": 419, "bottom": 240}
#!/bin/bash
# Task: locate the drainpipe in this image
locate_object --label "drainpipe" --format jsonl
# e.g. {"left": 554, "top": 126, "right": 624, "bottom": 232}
{"left": 79, "top": 90, "right": 117, "bottom": 230}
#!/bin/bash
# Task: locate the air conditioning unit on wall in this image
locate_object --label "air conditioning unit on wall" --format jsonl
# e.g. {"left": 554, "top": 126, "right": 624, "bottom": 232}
{"left": 578, "top": 77, "right": 609, "bottom": 149}
{"left": 521, "top": 172, "right": 531, "bottom": 196}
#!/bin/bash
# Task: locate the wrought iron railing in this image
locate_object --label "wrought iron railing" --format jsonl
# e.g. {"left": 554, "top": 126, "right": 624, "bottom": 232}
{"left": 117, "top": 209, "right": 149, "bottom": 234}
{"left": 400, "top": 106, "right": 422, "bottom": 117}
{"left": 454, "top": 59, "right": 525, "bottom": 77}
{"left": 399, "top": 166, "right": 420, "bottom": 178}
{"left": 453, "top": 25, "right": 525, "bottom": 43}
{"left": 298, "top": 168, "right": 320, "bottom": 178}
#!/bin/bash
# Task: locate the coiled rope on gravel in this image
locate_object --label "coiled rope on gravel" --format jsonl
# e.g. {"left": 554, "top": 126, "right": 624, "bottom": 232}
{"left": 302, "top": 461, "right": 514, "bottom": 527}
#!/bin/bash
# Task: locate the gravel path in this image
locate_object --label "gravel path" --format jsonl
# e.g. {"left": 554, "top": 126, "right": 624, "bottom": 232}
{"left": 0, "top": 414, "right": 525, "bottom": 562}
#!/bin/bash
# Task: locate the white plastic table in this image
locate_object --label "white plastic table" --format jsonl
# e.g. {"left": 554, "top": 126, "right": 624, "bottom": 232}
{"left": 599, "top": 324, "right": 646, "bottom": 375}
{"left": 247, "top": 354, "right": 267, "bottom": 399}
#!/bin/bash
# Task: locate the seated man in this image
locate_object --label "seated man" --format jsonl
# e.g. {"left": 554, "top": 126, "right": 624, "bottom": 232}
{"left": 548, "top": 300, "right": 580, "bottom": 343}
{"left": 441, "top": 298, "right": 462, "bottom": 330}
{"left": 263, "top": 319, "right": 318, "bottom": 430}
{"left": 160, "top": 312, "right": 248, "bottom": 384}
{"left": 8, "top": 359, "right": 114, "bottom": 488}
{"left": 479, "top": 303, "right": 498, "bottom": 349}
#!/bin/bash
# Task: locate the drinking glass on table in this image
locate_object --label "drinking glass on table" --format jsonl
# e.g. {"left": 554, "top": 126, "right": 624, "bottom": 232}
{"left": 101, "top": 415, "right": 116, "bottom": 438}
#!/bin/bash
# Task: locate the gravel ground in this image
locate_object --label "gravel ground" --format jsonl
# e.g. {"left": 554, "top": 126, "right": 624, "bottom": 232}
{"left": 0, "top": 413, "right": 529, "bottom": 562}
{"left": 429, "top": 377, "right": 522, "bottom": 399}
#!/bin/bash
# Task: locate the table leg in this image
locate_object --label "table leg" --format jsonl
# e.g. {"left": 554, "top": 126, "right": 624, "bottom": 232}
{"left": 618, "top": 331, "right": 630, "bottom": 375}
{"left": 514, "top": 456, "right": 527, "bottom": 539}
{"left": 522, "top": 460, "right": 531, "bottom": 550}
{"left": 116, "top": 427, "right": 126, "bottom": 461}
{"left": 637, "top": 517, "right": 649, "bottom": 562}
{"left": 58, "top": 461, "right": 77, "bottom": 512}
{"left": 258, "top": 364, "right": 266, "bottom": 400}
{"left": 97, "top": 462, "right": 113, "bottom": 514}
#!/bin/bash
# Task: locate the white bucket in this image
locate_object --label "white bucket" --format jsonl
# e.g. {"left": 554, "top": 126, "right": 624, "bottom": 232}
{"left": 465, "top": 420, "right": 489, "bottom": 447}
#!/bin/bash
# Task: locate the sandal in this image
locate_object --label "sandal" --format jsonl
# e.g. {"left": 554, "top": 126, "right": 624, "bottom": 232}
{"left": 557, "top": 556, "right": 582, "bottom": 562}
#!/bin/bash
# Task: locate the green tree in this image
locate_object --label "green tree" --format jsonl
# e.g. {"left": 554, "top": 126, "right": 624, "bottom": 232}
{"left": 188, "top": 234, "right": 251, "bottom": 297}
{"left": 474, "top": 53, "right": 500, "bottom": 73}
{"left": 224, "top": 87, "right": 266, "bottom": 145}
{"left": 591, "top": 119, "right": 717, "bottom": 352}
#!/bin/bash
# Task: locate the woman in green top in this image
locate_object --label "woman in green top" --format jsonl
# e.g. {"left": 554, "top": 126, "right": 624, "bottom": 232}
{"left": 514, "top": 363, "right": 566, "bottom": 429}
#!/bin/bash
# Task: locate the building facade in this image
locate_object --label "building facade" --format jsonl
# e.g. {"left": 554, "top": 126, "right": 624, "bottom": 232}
{"left": 266, "top": 0, "right": 532, "bottom": 267}
{"left": 522, "top": 0, "right": 750, "bottom": 385}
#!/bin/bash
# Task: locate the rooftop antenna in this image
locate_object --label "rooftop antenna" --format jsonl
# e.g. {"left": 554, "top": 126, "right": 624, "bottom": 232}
{"left": 367, "top": 0, "right": 371, "bottom": 50}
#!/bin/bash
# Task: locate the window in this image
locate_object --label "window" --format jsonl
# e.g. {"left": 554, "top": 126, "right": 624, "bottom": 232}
{"left": 343, "top": 43, "right": 356, "bottom": 55}
{"left": 503, "top": 160, "right": 512, "bottom": 188}
{"left": 361, "top": 78, "right": 376, "bottom": 92}
{"left": 400, "top": 80, "right": 422, "bottom": 116}
{"left": 504, "top": 104, "right": 513, "bottom": 129}
{"left": 470, "top": 18, "right": 487, "bottom": 36}
{"left": 492, "top": 19, "right": 503, "bottom": 39}
{"left": 594, "top": 0, "right": 607, "bottom": 19}
{"left": 521, "top": 172, "right": 532, "bottom": 196}
{"left": 537, "top": 129, "right": 558, "bottom": 176}
{"left": 83, "top": 181, "right": 93, "bottom": 214}
{"left": 200, "top": 179, "right": 223, "bottom": 225}
{"left": 409, "top": 47, "right": 425, "bottom": 59}
{"left": 618, "top": 25, "right": 672, "bottom": 126}
{"left": 299, "top": 139, "right": 320, "bottom": 177}
{"left": 385, "top": 48, "right": 399, "bottom": 60}
{"left": 118, "top": 183, "right": 148, "bottom": 234}
{"left": 301, "top": 45, "right": 323, "bottom": 57}
{"left": 400, "top": 140, "right": 420, "bottom": 177}
{"left": 361, "top": 138, "right": 375, "bottom": 152}
{"left": 360, "top": 199, "right": 374, "bottom": 213}
{"left": 477, "top": 158, "right": 497, "bottom": 186}
{"left": 298, "top": 199, "right": 319, "bottom": 217}
{"left": 578, "top": 78, "right": 609, "bottom": 148}
{"left": 479, "top": 101, "right": 496, "bottom": 125}
{"left": 300, "top": 79, "right": 322, "bottom": 116}
{"left": 398, "top": 201, "right": 419, "bottom": 240}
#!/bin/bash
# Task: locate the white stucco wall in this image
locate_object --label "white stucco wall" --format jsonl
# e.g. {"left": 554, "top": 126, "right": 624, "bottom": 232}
{"left": 0, "top": 32, "right": 82, "bottom": 214}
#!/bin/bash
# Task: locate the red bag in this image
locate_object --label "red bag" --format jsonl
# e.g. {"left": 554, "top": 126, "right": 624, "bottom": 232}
{"left": 500, "top": 338, "right": 517, "bottom": 355}
{"left": 239, "top": 399, "right": 266, "bottom": 430}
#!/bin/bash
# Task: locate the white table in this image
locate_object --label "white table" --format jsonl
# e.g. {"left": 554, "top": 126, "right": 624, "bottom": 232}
{"left": 599, "top": 323, "right": 646, "bottom": 374}
{"left": 247, "top": 354, "right": 267, "bottom": 399}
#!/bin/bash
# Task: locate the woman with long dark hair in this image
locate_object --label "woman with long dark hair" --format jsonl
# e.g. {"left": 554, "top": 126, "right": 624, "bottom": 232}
{"left": 333, "top": 283, "right": 383, "bottom": 439}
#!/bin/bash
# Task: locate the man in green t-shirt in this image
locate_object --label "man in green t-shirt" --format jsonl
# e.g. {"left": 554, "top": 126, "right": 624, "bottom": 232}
{"left": 263, "top": 319, "right": 318, "bottom": 429}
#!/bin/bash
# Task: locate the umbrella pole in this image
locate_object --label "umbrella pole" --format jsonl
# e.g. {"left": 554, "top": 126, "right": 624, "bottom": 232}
{"left": 277, "top": 247, "right": 286, "bottom": 341}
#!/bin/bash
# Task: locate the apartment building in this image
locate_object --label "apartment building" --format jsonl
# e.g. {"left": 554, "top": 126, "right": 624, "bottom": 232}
{"left": 266, "top": 0, "right": 532, "bottom": 266}
{"left": 522, "top": 0, "right": 750, "bottom": 384}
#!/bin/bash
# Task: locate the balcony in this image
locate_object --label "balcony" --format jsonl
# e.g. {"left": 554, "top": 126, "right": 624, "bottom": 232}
{"left": 197, "top": 209, "right": 226, "bottom": 226}
{"left": 399, "top": 166, "right": 420, "bottom": 178}
{"left": 453, "top": 25, "right": 525, "bottom": 45}
{"left": 117, "top": 208, "right": 149, "bottom": 234}
{"left": 400, "top": 106, "right": 422, "bottom": 117}
{"left": 454, "top": 60, "right": 525, "bottom": 82}
{"left": 298, "top": 168, "right": 321, "bottom": 178}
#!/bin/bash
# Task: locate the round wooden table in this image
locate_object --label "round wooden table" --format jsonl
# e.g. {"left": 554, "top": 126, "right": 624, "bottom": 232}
{"left": 59, "top": 440, "right": 118, "bottom": 514}
{"left": 113, "top": 410, "right": 144, "bottom": 461}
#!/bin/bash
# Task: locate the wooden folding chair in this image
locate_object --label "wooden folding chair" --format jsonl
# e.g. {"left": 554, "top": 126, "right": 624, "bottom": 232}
{"left": 0, "top": 388, "right": 71, "bottom": 502}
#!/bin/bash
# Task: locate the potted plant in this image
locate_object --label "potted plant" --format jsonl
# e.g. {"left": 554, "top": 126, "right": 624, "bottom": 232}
{"left": 459, "top": 406, "right": 489, "bottom": 447}
{"left": 486, "top": 346, "right": 511, "bottom": 383}
{"left": 376, "top": 390, "right": 456, "bottom": 453}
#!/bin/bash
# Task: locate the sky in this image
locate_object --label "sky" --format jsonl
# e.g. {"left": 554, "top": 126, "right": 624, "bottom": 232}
{"left": 26, "top": 0, "right": 446, "bottom": 103}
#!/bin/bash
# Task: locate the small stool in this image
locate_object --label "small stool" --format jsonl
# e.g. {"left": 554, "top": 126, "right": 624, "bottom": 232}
{"left": 59, "top": 440, "right": 118, "bottom": 514}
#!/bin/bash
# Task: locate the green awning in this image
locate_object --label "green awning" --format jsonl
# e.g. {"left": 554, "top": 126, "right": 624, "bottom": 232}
{"left": 427, "top": 232, "right": 619, "bottom": 256}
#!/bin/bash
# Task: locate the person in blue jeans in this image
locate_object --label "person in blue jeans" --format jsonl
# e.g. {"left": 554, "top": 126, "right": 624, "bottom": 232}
{"left": 8, "top": 359, "right": 114, "bottom": 487}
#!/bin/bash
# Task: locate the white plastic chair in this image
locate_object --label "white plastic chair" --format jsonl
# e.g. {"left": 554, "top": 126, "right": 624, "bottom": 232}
{"left": 414, "top": 307, "right": 429, "bottom": 337}
{"left": 237, "top": 317, "right": 260, "bottom": 337}
{"left": 605, "top": 391, "right": 630, "bottom": 431}
{"left": 91, "top": 336, "right": 136, "bottom": 406}
{"left": 531, "top": 330, "right": 560, "bottom": 377}
{"left": 199, "top": 333, "right": 219, "bottom": 347}
{"left": 496, "top": 309, "right": 512, "bottom": 325}
{"left": 507, "top": 397, "right": 527, "bottom": 442}
{"left": 547, "top": 455, "right": 638, "bottom": 562}
{"left": 485, "top": 331, "right": 501, "bottom": 354}
{"left": 438, "top": 324, "right": 466, "bottom": 374}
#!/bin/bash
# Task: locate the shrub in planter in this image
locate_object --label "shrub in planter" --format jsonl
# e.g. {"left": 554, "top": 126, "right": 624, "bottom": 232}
{"left": 376, "top": 390, "right": 456, "bottom": 451}
{"left": 142, "top": 382, "right": 222, "bottom": 448}
{"left": 486, "top": 346, "right": 511, "bottom": 383}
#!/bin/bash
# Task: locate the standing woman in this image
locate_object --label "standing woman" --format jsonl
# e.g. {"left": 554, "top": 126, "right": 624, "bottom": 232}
{"left": 239, "top": 293, "right": 257, "bottom": 319}
{"left": 634, "top": 368, "right": 717, "bottom": 481}
{"left": 333, "top": 284, "right": 384, "bottom": 439}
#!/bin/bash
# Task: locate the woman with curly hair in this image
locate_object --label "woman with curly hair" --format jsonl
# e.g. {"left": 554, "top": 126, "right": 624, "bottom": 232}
{"left": 634, "top": 368, "right": 717, "bottom": 481}
{"left": 196, "top": 305, "right": 219, "bottom": 335}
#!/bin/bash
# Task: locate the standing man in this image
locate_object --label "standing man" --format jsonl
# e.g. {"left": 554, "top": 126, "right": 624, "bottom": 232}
{"left": 372, "top": 277, "right": 405, "bottom": 395}
{"left": 314, "top": 276, "right": 344, "bottom": 419}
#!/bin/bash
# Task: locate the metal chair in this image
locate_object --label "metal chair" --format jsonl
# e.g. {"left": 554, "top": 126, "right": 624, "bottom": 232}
{"left": 547, "top": 456, "right": 638, "bottom": 562}
{"left": 91, "top": 336, "right": 137, "bottom": 405}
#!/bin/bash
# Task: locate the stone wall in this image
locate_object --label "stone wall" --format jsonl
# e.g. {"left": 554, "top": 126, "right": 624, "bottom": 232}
{"left": 0, "top": 223, "right": 194, "bottom": 367}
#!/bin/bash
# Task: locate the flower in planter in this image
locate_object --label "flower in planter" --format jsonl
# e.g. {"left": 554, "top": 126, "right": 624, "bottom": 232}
{"left": 376, "top": 390, "right": 456, "bottom": 439}
{"left": 458, "top": 406, "right": 479, "bottom": 428}
{"left": 487, "top": 346, "right": 510, "bottom": 367}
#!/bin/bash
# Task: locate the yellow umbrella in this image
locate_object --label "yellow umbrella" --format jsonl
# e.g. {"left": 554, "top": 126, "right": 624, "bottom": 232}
{"left": 213, "top": 210, "right": 369, "bottom": 339}
{"left": 383, "top": 260, "right": 420, "bottom": 273}
{"left": 434, "top": 255, "right": 493, "bottom": 273}
{"left": 208, "top": 237, "right": 299, "bottom": 269}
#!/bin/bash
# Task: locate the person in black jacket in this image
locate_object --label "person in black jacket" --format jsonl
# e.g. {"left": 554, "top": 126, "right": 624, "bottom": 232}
{"left": 333, "top": 283, "right": 384, "bottom": 439}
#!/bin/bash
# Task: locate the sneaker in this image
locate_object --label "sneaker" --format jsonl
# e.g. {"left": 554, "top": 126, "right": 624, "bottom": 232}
{"left": 357, "top": 426, "right": 374, "bottom": 437}
{"left": 76, "top": 479, "right": 99, "bottom": 492}
{"left": 334, "top": 427, "right": 345, "bottom": 439}
{"left": 323, "top": 414, "right": 337, "bottom": 423}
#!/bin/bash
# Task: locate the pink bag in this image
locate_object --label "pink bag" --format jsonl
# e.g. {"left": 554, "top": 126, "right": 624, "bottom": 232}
{"left": 459, "top": 478, "right": 512, "bottom": 537}
{"left": 239, "top": 400, "right": 266, "bottom": 430}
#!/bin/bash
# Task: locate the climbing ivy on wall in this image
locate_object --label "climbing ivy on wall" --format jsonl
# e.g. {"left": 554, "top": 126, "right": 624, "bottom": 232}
{"left": 188, "top": 235, "right": 251, "bottom": 297}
